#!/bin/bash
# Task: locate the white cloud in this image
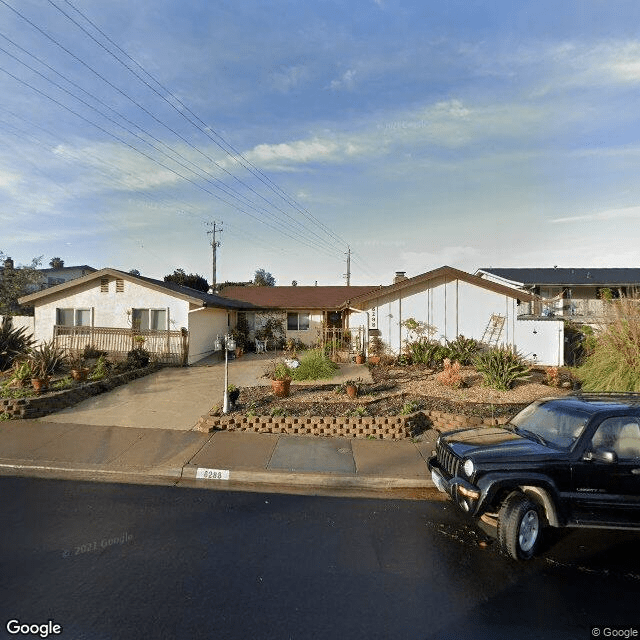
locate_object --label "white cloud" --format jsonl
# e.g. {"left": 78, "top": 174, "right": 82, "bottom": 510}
{"left": 330, "top": 69, "right": 357, "bottom": 91}
{"left": 270, "top": 65, "right": 310, "bottom": 93}
{"left": 551, "top": 205, "right": 640, "bottom": 224}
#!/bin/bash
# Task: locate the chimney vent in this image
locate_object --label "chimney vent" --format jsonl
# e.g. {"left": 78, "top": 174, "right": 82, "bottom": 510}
{"left": 394, "top": 271, "right": 407, "bottom": 284}
{"left": 3, "top": 257, "right": 14, "bottom": 270}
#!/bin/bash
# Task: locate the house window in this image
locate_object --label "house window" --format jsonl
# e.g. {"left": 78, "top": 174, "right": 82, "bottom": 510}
{"left": 132, "top": 308, "right": 168, "bottom": 331}
{"left": 56, "top": 308, "right": 91, "bottom": 326}
{"left": 287, "top": 312, "right": 310, "bottom": 331}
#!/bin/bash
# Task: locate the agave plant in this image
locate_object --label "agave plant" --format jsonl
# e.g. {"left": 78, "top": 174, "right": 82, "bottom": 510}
{"left": 0, "top": 316, "right": 34, "bottom": 371}
{"left": 473, "top": 345, "right": 531, "bottom": 391}
{"left": 28, "top": 340, "right": 67, "bottom": 379}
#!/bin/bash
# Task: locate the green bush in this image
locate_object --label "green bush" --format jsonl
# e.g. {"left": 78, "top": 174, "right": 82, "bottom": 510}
{"left": 577, "top": 298, "right": 640, "bottom": 391}
{"left": 445, "top": 335, "right": 480, "bottom": 365}
{"left": 404, "top": 339, "right": 451, "bottom": 368}
{"left": 473, "top": 345, "right": 530, "bottom": 391}
{"left": 290, "top": 349, "right": 339, "bottom": 381}
{"left": 0, "top": 317, "right": 34, "bottom": 371}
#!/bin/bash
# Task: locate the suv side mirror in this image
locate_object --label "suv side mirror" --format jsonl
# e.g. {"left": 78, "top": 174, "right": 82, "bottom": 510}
{"left": 584, "top": 449, "right": 618, "bottom": 464}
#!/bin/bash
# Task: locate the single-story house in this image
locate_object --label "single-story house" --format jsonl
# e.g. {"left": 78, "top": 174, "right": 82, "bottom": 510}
{"left": 475, "top": 267, "right": 640, "bottom": 323}
{"left": 1, "top": 256, "right": 97, "bottom": 291}
{"left": 345, "top": 266, "right": 564, "bottom": 366}
{"left": 18, "top": 268, "right": 248, "bottom": 365}
{"left": 219, "top": 284, "right": 379, "bottom": 349}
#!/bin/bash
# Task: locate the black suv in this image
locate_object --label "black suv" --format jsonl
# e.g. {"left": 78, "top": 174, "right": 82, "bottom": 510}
{"left": 428, "top": 394, "right": 640, "bottom": 560}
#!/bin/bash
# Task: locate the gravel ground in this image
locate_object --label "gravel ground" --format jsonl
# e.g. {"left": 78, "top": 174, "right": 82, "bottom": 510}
{"left": 230, "top": 364, "right": 572, "bottom": 419}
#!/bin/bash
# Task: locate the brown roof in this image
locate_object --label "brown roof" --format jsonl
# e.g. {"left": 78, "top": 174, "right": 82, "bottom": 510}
{"left": 346, "top": 265, "right": 537, "bottom": 308}
{"left": 219, "top": 285, "right": 380, "bottom": 310}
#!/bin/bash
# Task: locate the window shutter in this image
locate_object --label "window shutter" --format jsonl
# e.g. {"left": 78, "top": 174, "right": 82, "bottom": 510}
{"left": 116, "top": 278, "right": 124, "bottom": 293}
{"left": 100, "top": 277, "right": 109, "bottom": 293}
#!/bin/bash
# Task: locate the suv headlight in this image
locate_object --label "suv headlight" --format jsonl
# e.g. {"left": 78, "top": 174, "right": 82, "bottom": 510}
{"left": 462, "top": 459, "right": 475, "bottom": 477}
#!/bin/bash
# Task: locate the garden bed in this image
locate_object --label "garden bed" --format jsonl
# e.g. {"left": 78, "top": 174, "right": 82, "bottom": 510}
{"left": 196, "top": 363, "right": 573, "bottom": 438}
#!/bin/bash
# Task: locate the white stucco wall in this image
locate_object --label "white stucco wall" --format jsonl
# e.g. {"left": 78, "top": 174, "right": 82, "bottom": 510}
{"left": 513, "top": 319, "right": 564, "bottom": 366}
{"left": 188, "top": 307, "right": 229, "bottom": 364}
{"left": 349, "top": 278, "right": 563, "bottom": 366}
{"left": 1, "top": 315, "right": 35, "bottom": 337}
{"left": 32, "top": 276, "right": 191, "bottom": 343}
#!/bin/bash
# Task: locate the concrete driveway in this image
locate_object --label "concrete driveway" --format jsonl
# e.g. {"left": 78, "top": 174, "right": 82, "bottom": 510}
{"left": 40, "top": 353, "right": 372, "bottom": 431}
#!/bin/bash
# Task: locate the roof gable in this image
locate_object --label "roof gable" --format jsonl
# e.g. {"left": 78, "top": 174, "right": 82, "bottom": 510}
{"left": 18, "top": 268, "right": 248, "bottom": 309}
{"left": 347, "top": 265, "right": 536, "bottom": 307}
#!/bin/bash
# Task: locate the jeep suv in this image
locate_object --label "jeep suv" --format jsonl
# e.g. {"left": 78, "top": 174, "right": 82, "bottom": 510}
{"left": 427, "top": 394, "right": 640, "bottom": 560}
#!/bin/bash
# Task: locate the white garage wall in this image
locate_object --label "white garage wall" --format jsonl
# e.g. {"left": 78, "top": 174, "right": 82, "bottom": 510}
{"left": 188, "top": 307, "right": 229, "bottom": 364}
{"left": 350, "top": 278, "right": 564, "bottom": 366}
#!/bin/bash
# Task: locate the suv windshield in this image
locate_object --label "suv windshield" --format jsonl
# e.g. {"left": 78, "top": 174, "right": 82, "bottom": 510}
{"left": 509, "top": 401, "right": 590, "bottom": 449}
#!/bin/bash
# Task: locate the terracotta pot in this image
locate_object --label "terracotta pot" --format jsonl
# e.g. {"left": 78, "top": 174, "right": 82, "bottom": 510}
{"left": 31, "top": 377, "right": 49, "bottom": 393}
{"left": 355, "top": 354, "right": 365, "bottom": 365}
{"left": 235, "top": 348, "right": 243, "bottom": 358}
{"left": 271, "top": 378, "right": 291, "bottom": 398}
{"left": 345, "top": 384, "right": 358, "bottom": 399}
{"left": 71, "top": 368, "right": 90, "bottom": 382}
{"left": 368, "top": 356, "right": 381, "bottom": 365}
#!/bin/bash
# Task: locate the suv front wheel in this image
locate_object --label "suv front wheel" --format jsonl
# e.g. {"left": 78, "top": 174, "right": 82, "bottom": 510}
{"left": 497, "top": 493, "right": 544, "bottom": 560}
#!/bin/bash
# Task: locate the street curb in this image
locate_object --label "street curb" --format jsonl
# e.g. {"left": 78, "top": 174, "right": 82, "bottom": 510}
{"left": 181, "top": 464, "right": 435, "bottom": 489}
{"left": 0, "top": 459, "right": 436, "bottom": 491}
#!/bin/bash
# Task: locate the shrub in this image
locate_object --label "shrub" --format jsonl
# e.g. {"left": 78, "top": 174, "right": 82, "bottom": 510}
{"left": 577, "top": 298, "right": 640, "bottom": 391}
{"left": 473, "top": 345, "right": 530, "bottom": 391}
{"left": 0, "top": 317, "right": 34, "bottom": 371}
{"left": 437, "top": 359, "right": 463, "bottom": 388}
{"left": 404, "top": 339, "right": 451, "bottom": 368}
{"left": 290, "top": 349, "right": 339, "bottom": 381}
{"left": 445, "top": 335, "right": 480, "bottom": 365}
{"left": 126, "top": 347, "right": 151, "bottom": 369}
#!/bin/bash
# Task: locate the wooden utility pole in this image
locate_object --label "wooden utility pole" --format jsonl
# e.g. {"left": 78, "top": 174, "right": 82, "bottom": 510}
{"left": 206, "top": 221, "right": 223, "bottom": 291}
{"left": 344, "top": 246, "right": 351, "bottom": 286}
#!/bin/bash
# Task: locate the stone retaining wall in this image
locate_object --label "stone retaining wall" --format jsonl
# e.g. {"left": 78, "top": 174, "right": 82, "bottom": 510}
{"left": 0, "top": 366, "right": 159, "bottom": 420}
{"left": 195, "top": 408, "right": 511, "bottom": 439}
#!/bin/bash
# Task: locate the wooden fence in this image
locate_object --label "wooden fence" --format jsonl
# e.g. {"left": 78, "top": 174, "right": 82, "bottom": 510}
{"left": 53, "top": 326, "right": 189, "bottom": 366}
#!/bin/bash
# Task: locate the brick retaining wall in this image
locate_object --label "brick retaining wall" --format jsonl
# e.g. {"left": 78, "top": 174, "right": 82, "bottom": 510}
{"left": 195, "top": 408, "right": 510, "bottom": 440}
{"left": 0, "top": 366, "right": 159, "bottom": 420}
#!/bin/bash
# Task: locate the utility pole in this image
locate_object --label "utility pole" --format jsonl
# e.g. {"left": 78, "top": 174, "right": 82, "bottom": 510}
{"left": 344, "top": 246, "right": 351, "bottom": 286}
{"left": 206, "top": 221, "right": 223, "bottom": 292}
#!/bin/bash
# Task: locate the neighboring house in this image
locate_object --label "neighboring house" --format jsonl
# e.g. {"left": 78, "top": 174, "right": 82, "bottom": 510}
{"left": 219, "top": 285, "right": 379, "bottom": 349}
{"left": 345, "top": 266, "right": 564, "bottom": 366}
{"left": 33, "top": 264, "right": 97, "bottom": 291}
{"left": 475, "top": 267, "right": 640, "bottom": 323}
{"left": 18, "top": 268, "right": 248, "bottom": 365}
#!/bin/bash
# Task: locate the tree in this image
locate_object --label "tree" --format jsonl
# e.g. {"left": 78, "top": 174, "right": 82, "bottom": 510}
{"left": 49, "top": 257, "right": 64, "bottom": 269}
{"left": 0, "top": 252, "right": 42, "bottom": 315}
{"left": 128, "top": 269, "right": 141, "bottom": 276}
{"left": 254, "top": 268, "right": 276, "bottom": 287}
{"left": 164, "top": 268, "right": 209, "bottom": 292}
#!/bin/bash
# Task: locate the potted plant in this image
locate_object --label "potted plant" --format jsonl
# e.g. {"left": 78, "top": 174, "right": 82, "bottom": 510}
{"left": 68, "top": 353, "right": 90, "bottom": 382}
{"left": 227, "top": 384, "right": 240, "bottom": 407}
{"left": 28, "top": 341, "right": 67, "bottom": 393}
{"left": 355, "top": 352, "right": 365, "bottom": 365}
{"left": 266, "top": 361, "right": 292, "bottom": 398}
{"left": 368, "top": 335, "right": 384, "bottom": 365}
{"left": 344, "top": 379, "right": 359, "bottom": 399}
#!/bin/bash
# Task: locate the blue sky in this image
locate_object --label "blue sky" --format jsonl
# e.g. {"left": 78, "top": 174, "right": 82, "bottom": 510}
{"left": 2, "top": 0, "right": 640, "bottom": 286}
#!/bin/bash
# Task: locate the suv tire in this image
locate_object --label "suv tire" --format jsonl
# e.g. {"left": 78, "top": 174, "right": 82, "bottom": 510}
{"left": 497, "top": 493, "right": 543, "bottom": 560}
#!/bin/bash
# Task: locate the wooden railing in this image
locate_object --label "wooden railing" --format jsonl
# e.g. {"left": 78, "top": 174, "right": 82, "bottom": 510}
{"left": 53, "top": 326, "right": 189, "bottom": 365}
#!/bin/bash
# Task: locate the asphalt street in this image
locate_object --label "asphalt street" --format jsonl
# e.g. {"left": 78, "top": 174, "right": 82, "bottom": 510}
{"left": 1, "top": 477, "right": 639, "bottom": 640}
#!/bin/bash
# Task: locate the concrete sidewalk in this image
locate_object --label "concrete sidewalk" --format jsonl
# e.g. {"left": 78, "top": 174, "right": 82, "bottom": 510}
{"left": 0, "top": 419, "right": 438, "bottom": 496}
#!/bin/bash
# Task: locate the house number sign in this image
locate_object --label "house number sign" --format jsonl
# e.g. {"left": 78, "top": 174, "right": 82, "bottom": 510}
{"left": 369, "top": 307, "right": 378, "bottom": 330}
{"left": 196, "top": 468, "right": 230, "bottom": 480}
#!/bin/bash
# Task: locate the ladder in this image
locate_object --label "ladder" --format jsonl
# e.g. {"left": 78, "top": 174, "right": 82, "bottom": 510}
{"left": 481, "top": 314, "right": 505, "bottom": 346}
